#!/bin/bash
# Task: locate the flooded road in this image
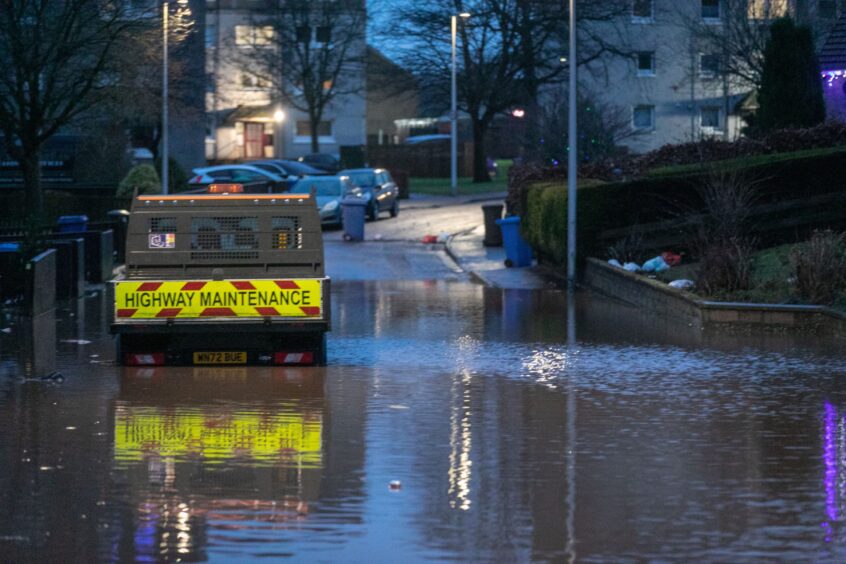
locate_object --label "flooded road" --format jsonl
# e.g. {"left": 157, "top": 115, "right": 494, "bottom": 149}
{"left": 2, "top": 281, "right": 846, "bottom": 562}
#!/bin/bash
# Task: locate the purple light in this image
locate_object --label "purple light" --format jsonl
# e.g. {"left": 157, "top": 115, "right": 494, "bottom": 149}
{"left": 821, "top": 70, "right": 846, "bottom": 86}
{"left": 823, "top": 401, "right": 838, "bottom": 539}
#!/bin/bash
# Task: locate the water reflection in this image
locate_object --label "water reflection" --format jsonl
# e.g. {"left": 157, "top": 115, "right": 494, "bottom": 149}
{"left": 2, "top": 281, "right": 846, "bottom": 561}
{"left": 111, "top": 367, "right": 326, "bottom": 562}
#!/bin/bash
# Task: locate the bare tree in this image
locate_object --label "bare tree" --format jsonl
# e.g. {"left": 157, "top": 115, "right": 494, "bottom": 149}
{"left": 107, "top": 2, "right": 199, "bottom": 164}
{"left": 534, "top": 90, "right": 636, "bottom": 165}
{"left": 392, "top": 0, "right": 630, "bottom": 183}
{"left": 0, "top": 0, "right": 139, "bottom": 221}
{"left": 229, "top": 0, "right": 366, "bottom": 153}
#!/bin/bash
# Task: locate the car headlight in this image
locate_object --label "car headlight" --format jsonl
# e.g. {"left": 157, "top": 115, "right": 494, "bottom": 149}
{"left": 323, "top": 200, "right": 339, "bottom": 212}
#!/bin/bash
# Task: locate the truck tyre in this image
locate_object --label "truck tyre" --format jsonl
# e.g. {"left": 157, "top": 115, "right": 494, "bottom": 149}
{"left": 115, "top": 334, "right": 124, "bottom": 365}
{"left": 314, "top": 333, "right": 328, "bottom": 366}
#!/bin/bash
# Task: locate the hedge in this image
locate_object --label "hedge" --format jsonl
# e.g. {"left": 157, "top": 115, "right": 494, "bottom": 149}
{"left": 521, "top": 146, "right": 846, "bottom": 266}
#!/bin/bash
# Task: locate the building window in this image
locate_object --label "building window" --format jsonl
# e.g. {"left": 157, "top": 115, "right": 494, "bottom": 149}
{"left": 297, "top": 25, "right": 332, "bottom": 45}
{"left": 632, "top": 0, "right": 653, "bottom": 22}
{"left": 637, "top": 52, "right": 655, "bottom": 76}
{"left": 700, "top": 53, "right": 720, "bottom": 77}
{"left": 296, "top": 26, "right": 311, "bottom": 43}
{"left": 296, "top": 120, "right": 333, "bottom": 139}
{"left": 819, "top": 0, "right": 837, "bottom": 19}
{"left": 700, "top": 106, "right": 721, "bottom": 131}
{"left": 701, "top": 0, "right": 720, "bottom": 20}
{"left": 240, "top": 73, "right": 270, "bottom": 90}
{"left": 235, "top": 25, "right": 275, "bottom": 47}
{"left": 632, "top": 105, "right": 655, "bottom": 130}
{"left": 315, "top": 26, "right": 331, "bottom": 43}
{"left": 747, "top": 0, "right": 788, "bottom": 19}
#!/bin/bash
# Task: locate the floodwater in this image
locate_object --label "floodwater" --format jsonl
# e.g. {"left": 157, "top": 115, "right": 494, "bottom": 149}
{"left": 1, "top": 281, "right": 846, "bottom": 562}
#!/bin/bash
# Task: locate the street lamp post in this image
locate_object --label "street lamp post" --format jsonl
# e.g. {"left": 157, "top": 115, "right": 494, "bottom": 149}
{"left": 273, "top": 107, "right": 285, "bottom": 159}
{"left": 450, "top": 13, "right": 470, "bottom": 197}
{"left": 162, "top": 0, "right": 169, "bottom": 195}
{"left": 566, "top": 0, "right": 577, "bottom": 291}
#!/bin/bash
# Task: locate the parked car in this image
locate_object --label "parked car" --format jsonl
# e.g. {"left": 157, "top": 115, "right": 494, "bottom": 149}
{"left": 404, "top": 134, "right": 450, "bottom": 145}
{"left": 339, "top": 168, "right": 399, "bottom": 220}
{"left": 297, "top": 153, "right": 341, "bottom": 174}
{"left": 288, "top": 175, "right": 360, "bottom": 226}
{"left": 188, "top": 164, "right": 287, "bottom": 193}
{"left": 247, "top": 160, "right": 329, "bottom": 183}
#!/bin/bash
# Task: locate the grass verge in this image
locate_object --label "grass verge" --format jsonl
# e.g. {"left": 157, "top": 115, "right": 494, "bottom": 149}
{"left": 409, "top": 159, "right": 512, "bottom": 196}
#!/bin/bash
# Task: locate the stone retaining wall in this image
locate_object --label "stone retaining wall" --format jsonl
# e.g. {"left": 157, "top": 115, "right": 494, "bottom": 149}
{"left": 584, "top": 257, "right": 846, "bottom": 338}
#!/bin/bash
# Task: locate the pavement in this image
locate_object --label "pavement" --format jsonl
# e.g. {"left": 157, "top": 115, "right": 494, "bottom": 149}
{"left": 445, "top": 223, "right": 563, "bottom": 290}
{"left": 405, "top": 191, "right": 565, "bottom": 290}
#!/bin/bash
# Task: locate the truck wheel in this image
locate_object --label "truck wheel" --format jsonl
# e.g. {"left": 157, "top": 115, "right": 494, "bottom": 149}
{"left": 115, "top": 335, "right": 124, "bottom": 365}
{"left": 313, "top": 334, "right": 328, "bottom": 366}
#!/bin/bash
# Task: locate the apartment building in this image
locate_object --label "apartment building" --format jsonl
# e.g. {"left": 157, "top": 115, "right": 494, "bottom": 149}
{"left": 582, "top": 0, "right": 842, "bottom": 153}
{"left": 205, "top": 0, "right": 366, "bottom": 162}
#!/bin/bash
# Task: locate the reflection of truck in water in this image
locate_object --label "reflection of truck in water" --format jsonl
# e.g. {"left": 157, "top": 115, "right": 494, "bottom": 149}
{"left": 111, "top": 190, "right": 330, "bottom": 365}
{"left": 113, "top": 366, "right": 325, "bottom": 561}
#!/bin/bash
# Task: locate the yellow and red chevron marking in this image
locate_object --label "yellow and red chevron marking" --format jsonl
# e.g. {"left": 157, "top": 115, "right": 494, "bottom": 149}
{"left": 114, "top": 279, "right": 324, "bottom": 320}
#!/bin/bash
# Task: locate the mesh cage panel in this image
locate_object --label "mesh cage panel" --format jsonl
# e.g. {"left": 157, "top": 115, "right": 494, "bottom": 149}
{"left": 272, "top": 216, "right": 302, "bottom": 249}
{"left": 190, "top": 216, "right": 258, "bottom": 251}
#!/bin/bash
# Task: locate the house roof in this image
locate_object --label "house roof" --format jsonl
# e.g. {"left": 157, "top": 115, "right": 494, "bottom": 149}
{"left": 819, "top": 15, "right": 846, "bottom": 71}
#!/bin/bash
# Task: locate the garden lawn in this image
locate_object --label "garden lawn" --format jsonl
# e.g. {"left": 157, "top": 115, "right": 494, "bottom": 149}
{"left": 409, "top": 159, "right": 512, "bottom": 196}
{"left": 658, "top": 243, "right": 846, "bottom": 311}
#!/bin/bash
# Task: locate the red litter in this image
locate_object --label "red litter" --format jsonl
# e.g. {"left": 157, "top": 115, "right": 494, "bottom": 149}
{"left": 421, "top": 235, "right": 438, "bottom": 244}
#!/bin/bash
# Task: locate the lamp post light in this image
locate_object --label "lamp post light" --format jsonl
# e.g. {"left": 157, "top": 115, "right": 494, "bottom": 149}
{"left": 162, "top": 0, "right": 169, "bottom": 195}
{"left": 566, "top": 0, "right": 577, "bottom": 291}
{"left": 451, "top": 12, "right": 470, "bottom": 197}
{"left": 162, "top": 0, "right": 191, "bottom": 195}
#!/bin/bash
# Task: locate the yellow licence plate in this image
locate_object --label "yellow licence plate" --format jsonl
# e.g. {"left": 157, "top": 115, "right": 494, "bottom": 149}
{"left": 193, "top": 352, "right": 247, "bottom": 365}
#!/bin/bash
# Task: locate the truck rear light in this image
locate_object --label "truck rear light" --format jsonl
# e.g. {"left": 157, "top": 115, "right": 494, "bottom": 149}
{"left": 273, "top": 352, "right": 314, "bottom": 365}
{"left": 126, "top": 353, "right": 165, "bottom": 366}
{"left": 207, "top": 183, "right": 244, "bottom": 194}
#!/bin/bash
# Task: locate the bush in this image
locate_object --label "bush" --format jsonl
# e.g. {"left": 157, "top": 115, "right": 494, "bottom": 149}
{"left": 790, "top": 231, "right": 846, "bottom": 304}
{"left": 519, "top": 148, "right": 846, "bottom": 267}
{"left": 117, "top": 164, "right": 161, "bottom": 198}
{"left": 508, "top": 123, "right": 846, "bottom": 190}
{"left": 696, "top": 239, "right": 756, "bottom": 296}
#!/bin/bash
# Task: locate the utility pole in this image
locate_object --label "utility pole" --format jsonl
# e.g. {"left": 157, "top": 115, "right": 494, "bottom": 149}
{"left": 162, "top": 0, "right": 169, "bottom": 195}
{"left": 566, "top": 0, "right": 577, "bottom": 291}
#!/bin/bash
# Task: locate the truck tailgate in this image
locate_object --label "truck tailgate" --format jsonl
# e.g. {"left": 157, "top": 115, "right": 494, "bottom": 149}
{"left": 114, "top": 278, "right": 327, "bottom": 322}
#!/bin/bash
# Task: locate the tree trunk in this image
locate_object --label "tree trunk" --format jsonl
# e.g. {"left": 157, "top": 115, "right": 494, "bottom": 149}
{"left": 471, "top": 119, "right": 491, "bottom": 183}
{"left": 310, "top": 115, "right": 320, "bottom": 154}
{"left": 21, "top": 148, "right": 43, "bottom": 225}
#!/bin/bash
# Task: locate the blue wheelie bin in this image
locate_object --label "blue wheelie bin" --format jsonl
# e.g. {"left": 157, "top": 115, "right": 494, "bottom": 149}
{"left": 57, "top": 214, "right": 88, "bottom": 233}
{"left": 341, "top": 196, "right": 367, "bottom": 241}
{"left": 496, "top": 216, "right": 533, "bottom": 267}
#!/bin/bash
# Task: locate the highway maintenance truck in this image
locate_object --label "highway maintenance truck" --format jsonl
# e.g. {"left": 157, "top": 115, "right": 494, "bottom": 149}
{"left": 111, "top": 187, "right": 330, "bottom": 366}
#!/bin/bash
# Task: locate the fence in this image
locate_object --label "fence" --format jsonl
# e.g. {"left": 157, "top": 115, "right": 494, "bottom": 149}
{"left": 366, "top": 142, "right": 473, "bottom": 178}
{"left": 0, "top": 185, "right": 129, "bottom": 225}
